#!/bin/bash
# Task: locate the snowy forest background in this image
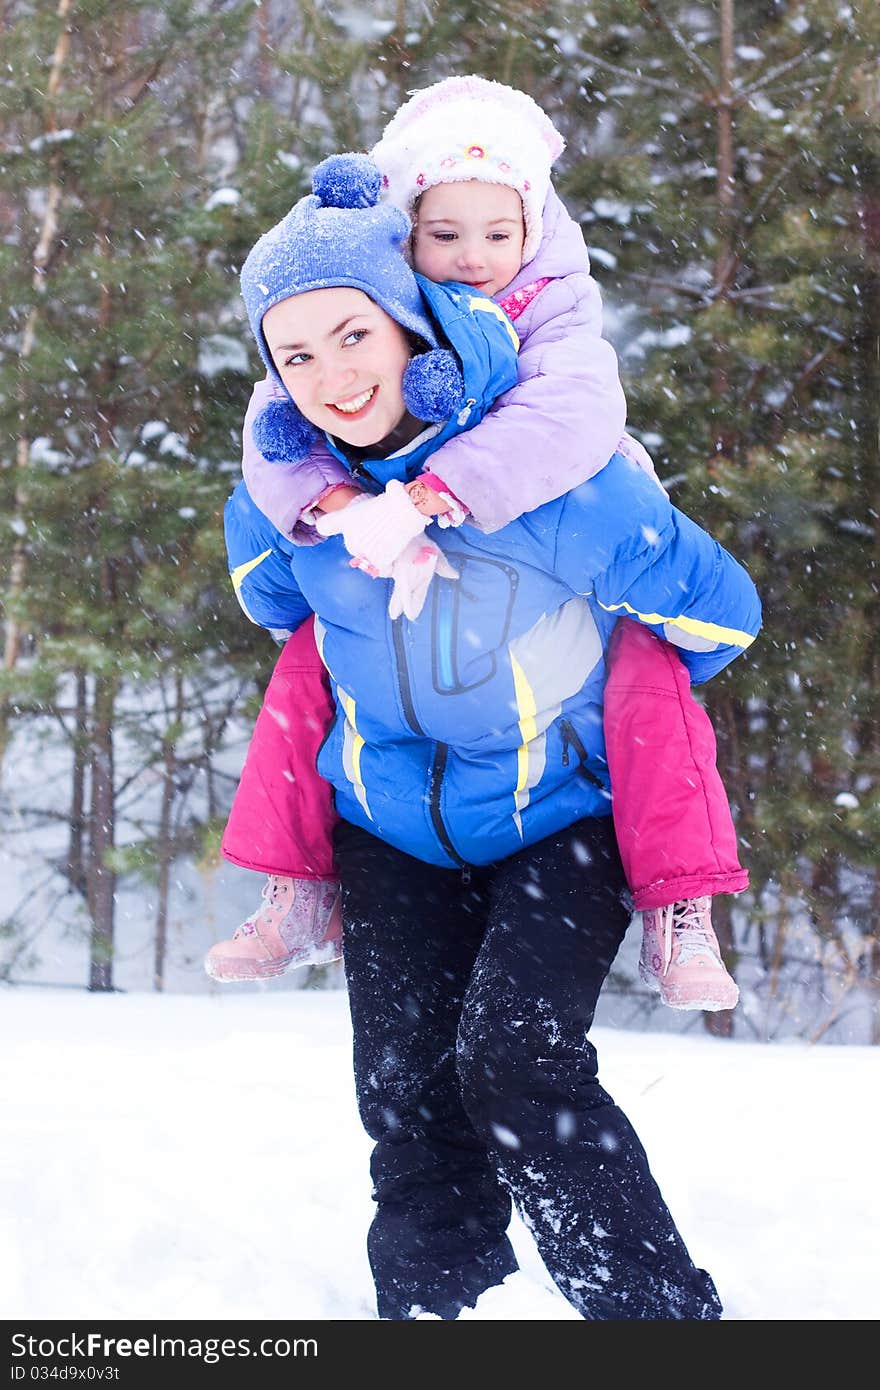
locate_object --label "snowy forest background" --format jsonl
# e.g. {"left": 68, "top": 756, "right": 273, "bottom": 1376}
{"left": 1, "top": 0, "right": 878, "bottom": 1043}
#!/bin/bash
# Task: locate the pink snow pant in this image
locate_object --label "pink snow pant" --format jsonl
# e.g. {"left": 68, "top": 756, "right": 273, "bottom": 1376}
{"left": 222, "top": 615, "right": 748, "bottom": 909}
{"left": 221, "top": 618, "right": 338, "bottom": 880}
{"left": 603, "top": 620, "right": 748, "bottom": 910}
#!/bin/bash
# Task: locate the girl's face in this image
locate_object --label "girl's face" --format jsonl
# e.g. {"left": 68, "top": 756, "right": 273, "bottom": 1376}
{"left": 412, "top": 181, "right": 525, "bottom": 298}
{"left": 262, "top": 287, "right": 412, "bottom": 446}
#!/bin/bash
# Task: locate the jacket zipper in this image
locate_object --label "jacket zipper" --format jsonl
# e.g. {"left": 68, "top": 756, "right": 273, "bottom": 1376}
{"left": 427, "top": 742, "right": 465, "bottom": 867}
{"left": 391, "top": 615, "right": 421, "bottom": 734}
{"left": 347, "top": 459, "right": 380, "bottom": 488}
{"left": 391, "top": 618, "right": 466, "bottom": 867}
{"left": 559, "top": 717, "right": 605, "bottom": 790}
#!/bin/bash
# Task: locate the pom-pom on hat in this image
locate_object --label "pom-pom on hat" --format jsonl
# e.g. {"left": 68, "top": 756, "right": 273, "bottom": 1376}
{"left": 371, "top": 75, "right": 565, "bottom": 264}
{"left": 240, "top": 153, "right": 465, "bottom": 463}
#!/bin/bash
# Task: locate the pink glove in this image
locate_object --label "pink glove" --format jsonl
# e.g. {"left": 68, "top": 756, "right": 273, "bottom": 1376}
{"left": 315, "top": 479, "right": 428, "bottom": 573}
{"left": 388, "top": 538, "right": 459, "bottom": 621}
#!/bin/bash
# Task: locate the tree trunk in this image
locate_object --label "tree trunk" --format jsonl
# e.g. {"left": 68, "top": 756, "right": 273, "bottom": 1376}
{"left": 852, "top": 63, "right": 879, "bottom": 1040}
{"left": 154, "top": 673, "right": 184, "bottom": 992}
{"left": 255, "top": 0, "right": 271, "bottom": 100}
{"left": 67, "top": 668, "right": 89, "bottom": 897}
{"left": 87, "top": 672, "right": 117, "bottom": 992}
{"left": 705, "top": 4, "right": 741, "bottom": 1033}
{"left": 0, "top": 0, "right": 73, "bottom": 779}
{"left": 869, "top": 881, "right": 880, "bottom": 1047}
{"left": 389, "top": 0, "right": 409, "bottom": 109}
{"left": 706, "top": 689, "right": 750, "bottom": 1037}
{"left": 710, "top": 0, "right": 736, "bottom": 452}
{"left": 704, "top": 894, "right": 735, "bottom": 1038}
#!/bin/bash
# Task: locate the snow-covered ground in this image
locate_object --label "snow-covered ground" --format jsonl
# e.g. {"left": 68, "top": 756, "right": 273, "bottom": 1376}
{"left": 3, "top": 986, "right": 878, "bottom": 1321}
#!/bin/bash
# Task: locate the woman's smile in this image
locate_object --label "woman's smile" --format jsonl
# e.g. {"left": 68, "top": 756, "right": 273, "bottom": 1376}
{"left": 328, "top": 385, "right": 377, "bottom": 417}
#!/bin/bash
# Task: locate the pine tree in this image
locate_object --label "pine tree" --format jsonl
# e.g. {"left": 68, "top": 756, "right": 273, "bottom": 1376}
{"left": 0, "top": 0, "right": 259, "bottom": 989}
{"left": 558, "top": 0, "right": 880, "bottom": 1034}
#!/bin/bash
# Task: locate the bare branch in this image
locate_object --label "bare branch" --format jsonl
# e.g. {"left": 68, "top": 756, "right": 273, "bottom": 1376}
{"left": 741, "top": 50, "right": 848, "bottom": 237}
{"left": 109, "top": 55, "right": 166, "bottom": 116}
{"left": 621, "top": 272, "right": 712, "bottom": 302}
{"left": 744, "top": 78, "right": 827, "bottom": 106}
{"left": 741, "top": 149, "right": 803, "bottom": 232}
{"left": 727, "top": 283, "right": 792, "bottom": 301}
{"left": 578, "top": 50, "right": 684, "bottom": 94}
{"left": 639, "top": 0, "right": 717, "bottom": 87}
{"left": 737, "top": 44, "right": 823, "bottom": 100}
{"left": 767, "top": 346, "right": 837, "bottom": 446}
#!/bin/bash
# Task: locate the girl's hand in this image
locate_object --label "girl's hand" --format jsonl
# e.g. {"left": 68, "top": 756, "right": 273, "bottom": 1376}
{"left": 314, "top": 480, "right": 428, "bottom": 573}
{"left": 404, "top": 479, "right": 449, "bottom": 516}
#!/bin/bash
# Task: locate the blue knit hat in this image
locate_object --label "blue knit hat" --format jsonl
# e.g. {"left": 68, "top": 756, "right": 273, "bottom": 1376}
{"left": 240, "top": 153, "right": 465, "bottom": 463}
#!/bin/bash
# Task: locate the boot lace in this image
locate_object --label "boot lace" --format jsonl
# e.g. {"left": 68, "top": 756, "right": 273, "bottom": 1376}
{"left": 232, "top": 877, "right": 284, "bottom": 940}
{"left": 663, "top": 897, "right": 719, "bottom": 970}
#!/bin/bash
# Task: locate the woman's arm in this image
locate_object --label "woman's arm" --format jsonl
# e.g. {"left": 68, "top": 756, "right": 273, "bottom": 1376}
{"left": 553, "top": 458, "right": 762, "bottom": 686}
{"left": 224, "top": 480, "right": 314, "bottom": 633}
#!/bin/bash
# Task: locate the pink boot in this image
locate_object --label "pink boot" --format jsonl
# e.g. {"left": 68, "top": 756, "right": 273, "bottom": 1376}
{"left": 638, "top": 897, "right": 739, "bottom": 1012}
{"left": 205, "top": 876, "right": 342, "bottom": 983}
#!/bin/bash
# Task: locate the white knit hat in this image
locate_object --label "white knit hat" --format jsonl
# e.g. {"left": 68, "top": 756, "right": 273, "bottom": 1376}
{"left": 371, "top": 75, "right": 565, "bottom": 264}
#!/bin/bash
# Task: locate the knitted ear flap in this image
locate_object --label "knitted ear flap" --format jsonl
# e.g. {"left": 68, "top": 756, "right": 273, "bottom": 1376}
{"left": 402, "top": 349, "right": 465, "bottom": 423}
{"left": 252, "top": 399, "right": 319, "bottom": 464}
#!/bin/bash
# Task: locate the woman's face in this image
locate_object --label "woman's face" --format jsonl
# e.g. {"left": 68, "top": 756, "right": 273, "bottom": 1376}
{"left": 262, "top": 287, "right": 412, "bottom": 447}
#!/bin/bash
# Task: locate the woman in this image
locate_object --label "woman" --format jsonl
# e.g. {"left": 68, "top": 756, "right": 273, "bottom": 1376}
{"left": 226, "top": 160, "right": 760, "bottom": 1319}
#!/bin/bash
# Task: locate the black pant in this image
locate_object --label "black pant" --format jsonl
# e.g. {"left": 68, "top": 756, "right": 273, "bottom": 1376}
{"left": 334, "top": 816, "right": 722, "bottom": 1321}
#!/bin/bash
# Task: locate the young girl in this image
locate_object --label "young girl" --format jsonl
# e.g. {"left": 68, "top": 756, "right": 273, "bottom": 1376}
{"left": 207, "top": 76, "right": 750, "bottom": 1012}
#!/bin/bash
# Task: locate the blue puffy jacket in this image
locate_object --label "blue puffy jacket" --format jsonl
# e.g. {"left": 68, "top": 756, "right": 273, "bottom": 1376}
{"left": 226, "top": 283, "right": 761, "bottom": 869}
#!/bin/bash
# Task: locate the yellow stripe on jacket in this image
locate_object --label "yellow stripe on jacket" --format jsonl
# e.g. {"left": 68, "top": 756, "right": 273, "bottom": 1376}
{"left": 230, "top": 548, "right": 273, "bottom": 594}
{"left": 468, "top": 296, "right": 520, "bottom": 351}
{"left": 510, "top": 653, "right": 538, "bottom": 795}
{"left": 597, "top": 599, "right": 756, "bottom": 650}
{"left": 338, "top": 689, "right": 372, "bottom": 821}
{"left": 229, "top": 548, "right": 273, "bottom": 625}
